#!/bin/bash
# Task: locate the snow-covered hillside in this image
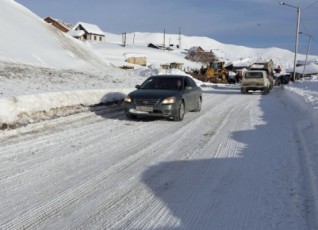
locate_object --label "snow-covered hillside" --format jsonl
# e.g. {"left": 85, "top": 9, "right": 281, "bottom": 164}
{"left": 0, "top": 0, "right": 113, "bottom": 70}
{"left": 100, "top": 32, "right": 303, "bottom": 70}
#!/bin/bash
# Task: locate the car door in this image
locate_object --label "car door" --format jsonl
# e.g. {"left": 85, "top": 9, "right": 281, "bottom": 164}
{"left": 183, "top": 77, "right": 196, "bottom": 111}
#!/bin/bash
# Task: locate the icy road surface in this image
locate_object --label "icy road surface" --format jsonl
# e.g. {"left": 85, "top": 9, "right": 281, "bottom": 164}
{"left": 0, "top": 86, "right": 316, "bottom": 230}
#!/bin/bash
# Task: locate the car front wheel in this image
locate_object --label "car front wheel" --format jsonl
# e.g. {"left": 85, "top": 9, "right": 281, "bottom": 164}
{"left": 173, "top": 101, "right": 185, "bottom": 121}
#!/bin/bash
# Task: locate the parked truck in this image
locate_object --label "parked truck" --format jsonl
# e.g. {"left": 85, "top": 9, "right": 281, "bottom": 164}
{"left": 241, "top": 70, "right": 271, "bottom": 94}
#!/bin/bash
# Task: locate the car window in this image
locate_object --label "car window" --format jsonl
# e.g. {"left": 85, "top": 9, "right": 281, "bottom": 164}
{"left": 187, "top": 77, "right": 197, "bottom": 87}
{"left": 140, "top": 78, "right": 157, "bottom": 89}
{"left": 175, "top": 79, "right": 184, "bottom": 90}
{"left": 184, "top": 78, "right": 190, "bottom": 88}
{"left": 140, "top": 77, "right": 184, "bottom": 90}
{"left": 245, "top": 72, "right": 263, "bottom": 79}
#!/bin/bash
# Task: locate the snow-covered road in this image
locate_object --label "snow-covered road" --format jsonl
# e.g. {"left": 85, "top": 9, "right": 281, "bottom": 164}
{"left": 0, "top": 86, "right": 316, "bottom": 230}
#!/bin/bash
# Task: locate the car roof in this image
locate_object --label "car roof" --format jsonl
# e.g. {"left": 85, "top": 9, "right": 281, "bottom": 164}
{"left": 245, "top": 70, "right": 267, "bottom": 74}
{"left": 150, "top": 75, "right": 187, "bottom": 78}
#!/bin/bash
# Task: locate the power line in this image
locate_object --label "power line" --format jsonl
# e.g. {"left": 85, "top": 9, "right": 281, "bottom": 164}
{"left": 304, "top": 0, "right": 318, "bottom": 9}
{"left": 300, "top": 18, "right": 310, "bottom": 35}
{"left": 299, "top": 17, "right": 318, "bottom": 55}
{"left": 298, "top": 2, "right": 317, "bottom": 54}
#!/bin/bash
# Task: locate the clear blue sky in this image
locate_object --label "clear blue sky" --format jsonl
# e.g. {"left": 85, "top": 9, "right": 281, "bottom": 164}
{"left": 16, "top": 0, "right": 318, "bottom": 56}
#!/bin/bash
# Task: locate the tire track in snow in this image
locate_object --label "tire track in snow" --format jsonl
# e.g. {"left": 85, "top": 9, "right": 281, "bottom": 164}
{"left": 67, "top": 95, "right": 249, "bottom": 229}
{"left": 1, "top": 103, "right": 207, "bottom": 229}
{"left": 44, "top": 96, "right": 241, "bottom": 229}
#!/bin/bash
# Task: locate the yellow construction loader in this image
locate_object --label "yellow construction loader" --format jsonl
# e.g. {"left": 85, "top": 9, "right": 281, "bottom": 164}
{"left": 189, "top": 61, "right": 229, "bottom": 83}
{"left": 204, "top": 61, "right": 228, "bottom": 83}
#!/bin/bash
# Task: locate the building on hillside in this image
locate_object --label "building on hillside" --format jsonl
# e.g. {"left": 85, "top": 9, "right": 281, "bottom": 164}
{"left": 125, "top": 53, "right": 147, "bottom": 66}
{"left": 160, "top": 62, "right": 184, "bottom": 70}
{"left": 188, "top": 46, "right": 205, "bottom": 55}
{"left": 68, "top": 30, "right": 85, "bottom": 41}
{"left": 69, "top": 22, "right": 105, "bottom": 42}
{"left": 186, "top": 46, "right": 217, "bottom": 64}
{"left": 148, "top": 43, "right": 160, "bottom": 49}
{"left": 297, "top": 59, "right": 317, "bottom": 66}
{"left": 44, "top": 17, "right": 72, "bottom": 33}
{"left": 169, "top": 62, "right": 184, "bottom": 70}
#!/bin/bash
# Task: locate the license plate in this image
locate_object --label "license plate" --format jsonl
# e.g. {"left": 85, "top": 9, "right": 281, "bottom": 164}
{"left": 136, "top": 106, "right": 153, "bottom": 112}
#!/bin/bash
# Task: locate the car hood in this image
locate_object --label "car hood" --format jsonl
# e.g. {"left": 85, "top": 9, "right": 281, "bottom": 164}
{"left": 129, "top": 89, "right": 181, "bottom": 99}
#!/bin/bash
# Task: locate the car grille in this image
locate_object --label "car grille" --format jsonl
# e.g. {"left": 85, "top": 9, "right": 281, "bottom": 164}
{"left": 135, "top": 98, "right": 159, "bottom": 106}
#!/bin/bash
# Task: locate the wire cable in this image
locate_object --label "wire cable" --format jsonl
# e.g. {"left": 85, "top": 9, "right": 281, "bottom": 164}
{"left": 304, "top": 0, "right": 318, "bottom": 9}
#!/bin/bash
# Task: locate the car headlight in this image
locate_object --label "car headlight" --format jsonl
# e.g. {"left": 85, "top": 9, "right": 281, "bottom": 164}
{"left": 162, "top": 97, "right": 176, "bottom": 104}
{"left": 124, "top": 96, "right": 132, "bottom": 103}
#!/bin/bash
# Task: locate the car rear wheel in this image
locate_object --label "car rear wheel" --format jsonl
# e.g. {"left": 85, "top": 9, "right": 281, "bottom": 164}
{"left": 126, "top": 114, "right": 137, "bottom": 119}
{"left": 263, "top": 87, "right": 270, "bottom": 95}
{"left": 241, "top": 88, "right": 247, "bottom": 94}
{"left": 173, "top": 101, "right": 185, "bottom": 121}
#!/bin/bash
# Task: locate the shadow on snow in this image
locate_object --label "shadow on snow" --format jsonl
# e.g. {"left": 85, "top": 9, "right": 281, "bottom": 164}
{"left": 138, "top": 89, "right": 311, "bottom": 230}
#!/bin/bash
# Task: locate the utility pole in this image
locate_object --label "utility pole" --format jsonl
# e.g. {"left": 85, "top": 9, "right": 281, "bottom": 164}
{"left": 279, "top": 2, "right": 301, "bottom": 81}
{"left": 122, "top": 32, "right": 126, "bottom": 47}
{"left": 179, "top": 27, "right": 182, "bottom": 49}
{"left": 163, "top": 29, "right": 166, "bottom": 50}
{"left": 294, "top": 6, "right": 301, "bottom": 81}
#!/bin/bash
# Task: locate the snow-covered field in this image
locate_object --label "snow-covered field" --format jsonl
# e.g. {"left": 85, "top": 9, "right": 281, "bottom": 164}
{"left": 1, "top": 0, "right": 318, "bottom": 229}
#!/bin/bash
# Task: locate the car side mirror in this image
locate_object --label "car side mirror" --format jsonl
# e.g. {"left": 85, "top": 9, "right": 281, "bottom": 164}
{"left": 135, "top": 85, "right": 141, "bottom": 89}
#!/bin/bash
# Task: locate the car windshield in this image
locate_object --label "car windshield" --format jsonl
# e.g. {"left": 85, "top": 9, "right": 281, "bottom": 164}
{"left": 140, "top": 77, "right": 184, "bottom": 90}
{"left": 245, "top": 72, "right": 263, "bottom": 79}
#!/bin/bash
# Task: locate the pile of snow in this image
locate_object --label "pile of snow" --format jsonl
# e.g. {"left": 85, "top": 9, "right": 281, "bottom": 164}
{"left": 0, "top": 88, "right": 132, "bottom": 127}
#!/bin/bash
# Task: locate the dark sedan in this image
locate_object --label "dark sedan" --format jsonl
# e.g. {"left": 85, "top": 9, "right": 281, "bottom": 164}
{"left": 123, "top": 75, "right": 202, "bottom": 121}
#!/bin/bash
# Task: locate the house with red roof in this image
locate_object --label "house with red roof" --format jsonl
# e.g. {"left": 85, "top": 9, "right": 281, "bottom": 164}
{"left": 44, "top": 17, "right": 72, "bottom": 33}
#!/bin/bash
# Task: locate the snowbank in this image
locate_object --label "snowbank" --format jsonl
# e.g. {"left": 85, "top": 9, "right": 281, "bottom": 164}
{"left": 0, "top": 88, "right": 132, "bottom": 126}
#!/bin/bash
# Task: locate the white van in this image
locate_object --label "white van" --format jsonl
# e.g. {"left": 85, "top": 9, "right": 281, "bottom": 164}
{"left": 241, "top": 70, "right": 271, "bottom": 94}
